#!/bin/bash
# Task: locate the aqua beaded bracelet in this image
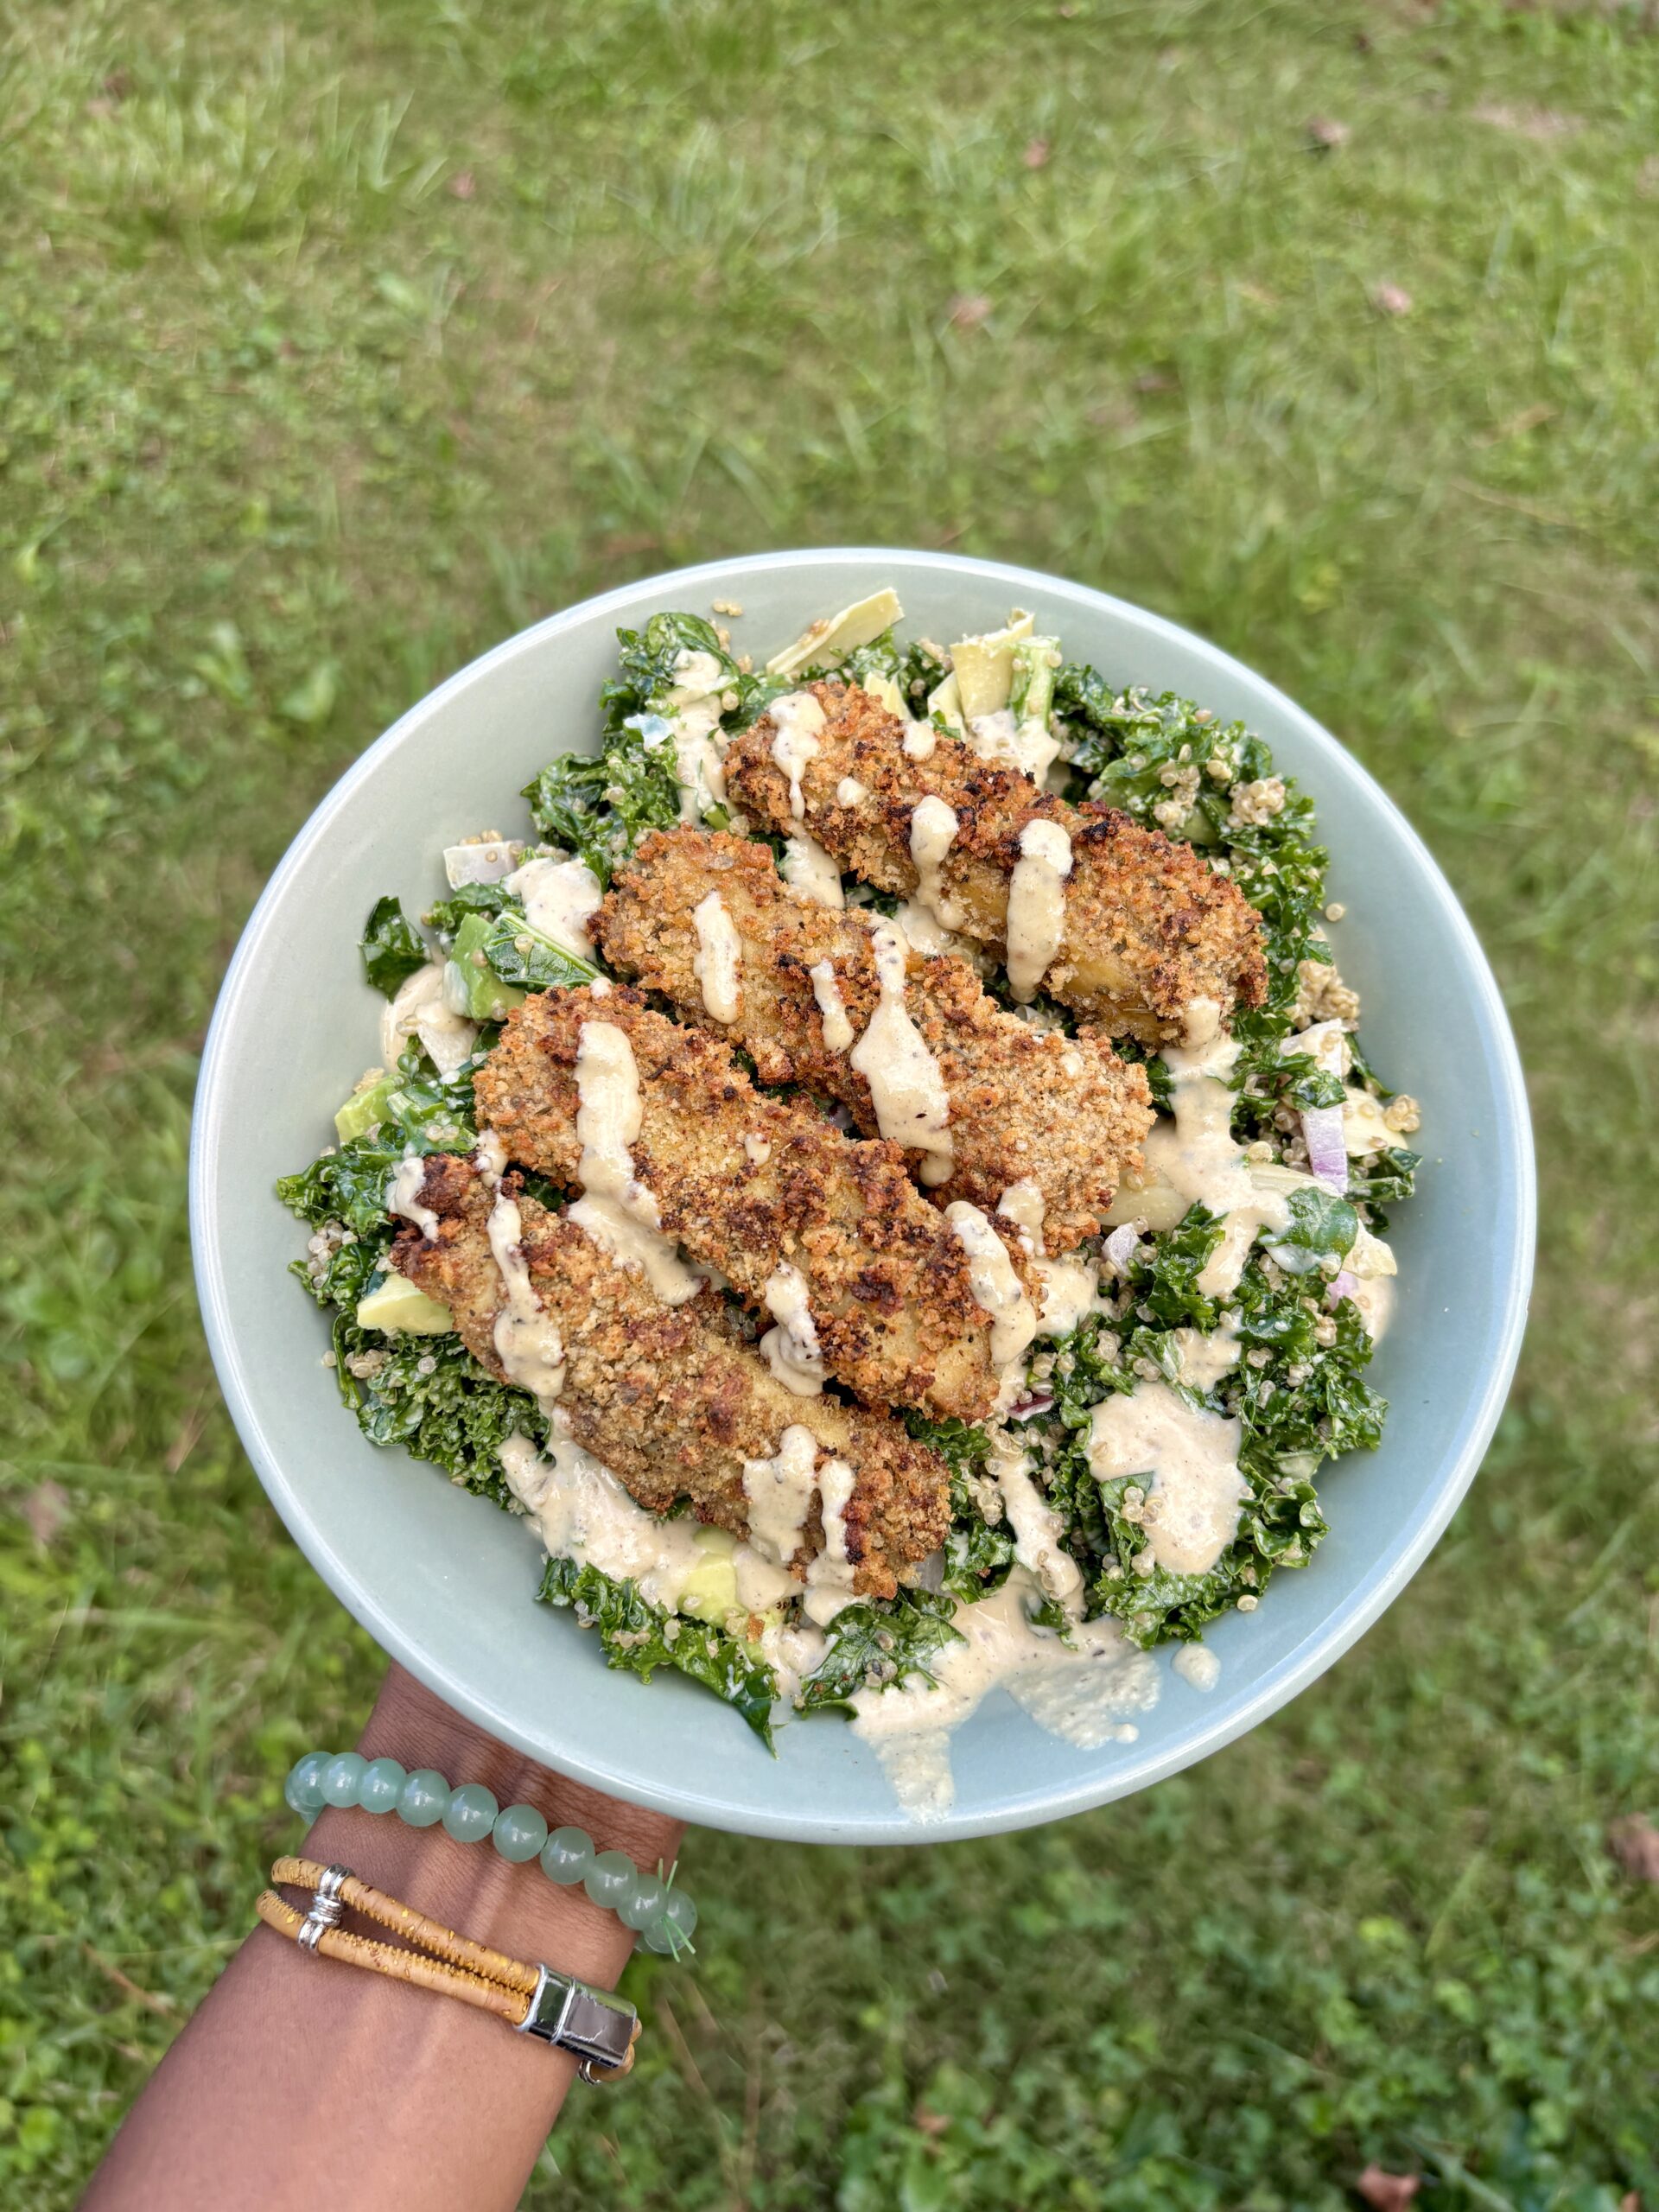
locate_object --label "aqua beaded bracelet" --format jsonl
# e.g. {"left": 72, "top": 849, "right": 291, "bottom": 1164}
{"left": 283, "top": 1751, "right": 696, "bottom": 1960}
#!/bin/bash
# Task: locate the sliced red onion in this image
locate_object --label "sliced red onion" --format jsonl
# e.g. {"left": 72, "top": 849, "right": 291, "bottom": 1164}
{"left": 1301, "top": 1105, "right": 1350, "bottom": 1193}
{"left": 1326, "top": 1269, "right": 1358, "bottom": 1308}
{"left": 1103, "top": 1224, "right": 1141, "bottom": 1275}
{"left": 1007, "top": 1390, "right": 1055, "bottom": 1422}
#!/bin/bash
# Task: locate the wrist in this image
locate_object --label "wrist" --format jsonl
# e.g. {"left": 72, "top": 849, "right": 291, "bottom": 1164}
{"left": 295, "top": 1664, "right": 684, "bottom": 1992}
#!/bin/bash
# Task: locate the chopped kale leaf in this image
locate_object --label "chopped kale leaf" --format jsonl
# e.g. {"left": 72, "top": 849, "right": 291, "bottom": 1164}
{"left": 1033, "top": 1232, "right": 1386, "bottom": 1644}
{"left": 795, "top": 1589, "right": 964, "bottom": 1714}
{"left": 330, "top": 1319, "right": 544, "bottom": 1505}
{"left": 537, "top": 1555, "right": 777, "bottom": 1745}
{"left": 276, "top": 1050, "right": 476, "bottom": 1242}
{"left": 1259, "top": 1184, "right": 1358, "bottom": 1275}
{"left": 1346, "top": 1146, "right": 1420, "bottom": 1227}
{"left": 359, "top": 895, "right": 429, "bottom": 997}
{"left": 906, "top": 1411, "right": 1016, "bottom": 1602}
{"left": 480, "top": 906, "right": 597, "bottom": 992}
{"left": 1129, "top": 1204, "right": 1226, "bottom": 1332}
{"left": 522, "top": 725, "right": 680, "bottom": 889}
{"left": 424, "top": 880, "right": 515, "bottom": 938}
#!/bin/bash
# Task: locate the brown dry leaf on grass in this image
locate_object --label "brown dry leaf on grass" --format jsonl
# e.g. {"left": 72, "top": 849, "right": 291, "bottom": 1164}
{"left": 1024, "top": 137, "right": 1051, "bottom": 169}
{"left": 1357, "top": 2167, "right": 1421, "bottom": 2211}
{"left": 1472, "top": 103, "right": 1578, "bottom": 141}
{"left": 22, "top": 1480, "right": 70, "bottom": 1548}
{"left": 1607, "top": 1813, "right": 1659, "bottom": 1883}
{"left": 948, "top": 294, "right": 992, "bottom": 331}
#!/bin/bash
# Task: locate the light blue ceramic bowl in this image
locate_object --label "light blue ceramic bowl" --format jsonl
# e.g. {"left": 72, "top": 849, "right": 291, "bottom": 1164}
{"left": 190, "top": 550, "right": 1535, "bottom": 1843}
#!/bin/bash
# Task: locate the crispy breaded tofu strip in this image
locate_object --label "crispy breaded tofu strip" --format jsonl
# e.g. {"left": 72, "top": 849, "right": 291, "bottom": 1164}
{"left": 392, "top": 1154, "right": 950, "bottom": 1600}
{"left": 596, "top": 829, "right": 1155, "bottom": 1252}
{"left": 473, "top": 984, "right": 1023, "bottom": 1423}
{"left": 723, "top": 680, "right": 1268, "bottom": 1045}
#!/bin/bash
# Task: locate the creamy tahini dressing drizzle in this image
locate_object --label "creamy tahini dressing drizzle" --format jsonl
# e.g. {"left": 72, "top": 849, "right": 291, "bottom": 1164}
{"left": 567, "top": 1021, "right": 703, "bottom": 1306}
{"left": 759, "top": 1262, "right": 825, "bottom": 1397}
{"left": 1173, "top": 1643, "right": 1222, "bottom": 1692}
{"left": 664, "top": 648, "right": 729, "bottom": 824}
{"left": 1005, "top": 818, "right": 1073, "bottom": 1001}
{"left": 502, "top": 1427, "right": 696, "bottom": 1606}
{"left": 988, "top": 1177, "right": 1106, "bottom": 1332}
{"left": 474, "top": 1130, "right": 567, "bottom": 1407}
{"left": 1034, "top": 1256, "right": 1106, "bottom": 1337}
{"left": 908, "top": 795, "right": 962, "bottom": 929}
{"left": 769, "top": 690, "right": 827, "bottom": 822}
{"left": 992, "top": 1428, "right": 1084, "bottom": 1614}
{"left": 1088, "top": 1381, "right": 1247, "bottom": 1577}
{"left": 691, "top": 890, "right": 742, "bottom": 1024}
{"left": 387, "top": 1154, "right": 441, "bottom": 1241}
{"left": 995, "top": 1178, "right": 1046, "bottom": 1255}
{"left": 803, "top": 1456, "right": 860, "bottom": 1625}
{"left": 902, "top": 716, "right": 937, "bottom": 760}
{"left": 741, "top": 1423, "right": 820, "bottom": 1565}
{"left": 505, "top": 855, "right": 602, "bottom": 958}
{"left": 808, "top": 959, "right": 855, "bottom": 1052}
{"left": 888, "top": 897, "right": 993, "bottom": 976}
{"left": 945, "top": 1201, "right": 1037, "bottom": 1370}
{"left": 781, "top": 833, "right": 845, "bottom": 909}
{"left": 503, "top": 1424, "right": 793, "bottom": 1616}
{"left": 1116, "top": 996, "right": 1397, "bottom": 1302}
{"left": 849, "top": 1573, "right": 1159, "bottom": 1819}
{"left": 836, "top": 777, "right": 868, "bottom": 805}
{"left": 1347, "top": 1272, "right": 1395, "bottom": 1343}
{"left": 967, "top": 704, "right": 1061, "bottom": 784}
{"left": 849, "top": 922, "right": 954, "bottom": 1185}
{"left": 1171, "top": 1324, "right": 1240, "bottom": 1391}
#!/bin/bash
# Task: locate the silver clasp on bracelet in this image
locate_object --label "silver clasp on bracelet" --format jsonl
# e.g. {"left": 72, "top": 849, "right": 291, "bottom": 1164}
{"left": 296, "top": 1863, "right": 351, "bottom": 1955}
{"left": 515, "top": 1964, "right": 639, "bottom": 2082}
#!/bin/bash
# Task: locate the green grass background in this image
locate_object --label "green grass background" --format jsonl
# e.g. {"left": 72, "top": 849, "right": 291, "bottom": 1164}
{"left": 3, "top": 0, "right": 1656, "bottom": 2202}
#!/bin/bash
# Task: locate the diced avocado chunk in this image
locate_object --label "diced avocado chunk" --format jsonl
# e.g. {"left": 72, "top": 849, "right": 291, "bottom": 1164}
{"left": 766, "top": 587, "right": 904, "bottom": 680}
{"left": 356, "top": 1273, "right": 454, "bottom": 1335}
{"left": 334, "top": 1074, "right": 397, "bottom": 1143}
{"left": 447, "top": 912, "right": 527, "bottom": 1022}
{"left": 950, "top": 609, "right": 1035, "bottom": 719}
{"left": 678, "top": 1526, "right": 741, "bottom": 1624}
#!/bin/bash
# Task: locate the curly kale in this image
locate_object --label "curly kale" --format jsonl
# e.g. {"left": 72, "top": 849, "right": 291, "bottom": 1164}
{"left": 1345, "top": 1146, "right": 1420, "bottom": 1229}
{"left": 276, "top": 1051, "right": 476, "bottom": 1245}
{"left": 521, "top": 612, "right": 748, "bottom": 884}
{"left": 331, "top": 1319, "right": 545, "bottom": 1506}
{"left": 607, "top": 608, "right": 739, "bottom": 715}
{"left": 537, "top": 1556, "right": 778, "bottom": 1745}
{"left": 906, "top": 1411, "right": 1017, "bottom": 1603}
{"left": 1033, "top": 1224, "right": 1385, "bottom": 1644}
{"left": 522, "top": 727, "right": 680, "bottom": 889}
{"left": 795, "top": 1590, "right": 964, "bottom": 1715}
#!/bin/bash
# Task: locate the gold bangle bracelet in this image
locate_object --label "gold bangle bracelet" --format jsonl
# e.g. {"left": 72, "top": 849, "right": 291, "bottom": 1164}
{"left": 257, "top": 1857, "right": 640, "bottom": 2083}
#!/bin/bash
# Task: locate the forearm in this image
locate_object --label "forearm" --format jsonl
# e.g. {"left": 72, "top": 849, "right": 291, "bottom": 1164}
{"left": 83, "top": 1664, "right": 683, "bottom": 2212}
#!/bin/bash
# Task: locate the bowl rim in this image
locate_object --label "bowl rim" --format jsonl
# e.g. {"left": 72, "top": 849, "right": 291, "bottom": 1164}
{"left": 191, "top": 545, "right": 1535, "bottom": 1841}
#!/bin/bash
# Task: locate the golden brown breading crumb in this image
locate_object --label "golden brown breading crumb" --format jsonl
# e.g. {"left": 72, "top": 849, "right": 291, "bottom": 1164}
{"left": 597, "top": 828, "right": 1154, "bottom": 1251}
{"left": 474, "top": 984, "right": 1028, "bottom": 1423}
{"left": 393, "top": 1154, "right": 950, "bottom": 1599}
{"left": 722, "top": 681, "right": 1268, "bottom": 1044}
